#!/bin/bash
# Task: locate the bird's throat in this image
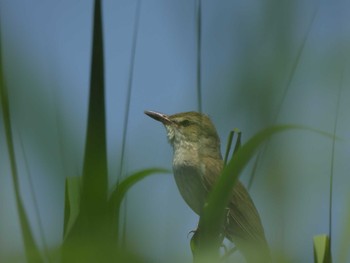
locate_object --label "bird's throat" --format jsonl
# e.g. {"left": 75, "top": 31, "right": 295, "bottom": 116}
{"left": 172, "top": 144, "right": 208, "bottom": 215}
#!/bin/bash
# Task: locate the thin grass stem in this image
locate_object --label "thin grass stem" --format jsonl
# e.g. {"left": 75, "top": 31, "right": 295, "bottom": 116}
{"left": 119, "top": 0, "right": 142, "bottom": 247}
{"left": 195, "top": 0, "right": 202, "bottom": 113}
{"left": 247, "top": 0, "right": 321, "bottom": 189}
{"left": 18, "top": 134, "right": 51, "bottom": 262}
{"left": 0, "top": 29, "right": 42, "bottom": 262}
{"left": 328, "top": 61, "right": 345, "bottom": 252}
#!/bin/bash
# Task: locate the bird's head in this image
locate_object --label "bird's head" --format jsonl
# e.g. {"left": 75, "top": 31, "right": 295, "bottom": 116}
{"left": 145, "top": 110, "right": 221, "bottom": 158}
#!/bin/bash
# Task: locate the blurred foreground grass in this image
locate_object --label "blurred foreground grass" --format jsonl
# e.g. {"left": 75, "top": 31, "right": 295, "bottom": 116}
{"left": 1, "top": 0, "right": 350, "bottom": 263}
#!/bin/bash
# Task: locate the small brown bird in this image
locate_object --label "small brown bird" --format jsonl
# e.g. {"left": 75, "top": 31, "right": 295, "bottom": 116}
{"left": 145, "top": 110, "right": 270, "bottom": 263}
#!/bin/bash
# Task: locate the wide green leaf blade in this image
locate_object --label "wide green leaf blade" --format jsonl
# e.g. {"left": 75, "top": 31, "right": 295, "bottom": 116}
{"left": 313, "top": 234, "right": 332, "bottom": 263}
{"left": 108, "top": 168, "right": 169, "bottom": 241}
{"left": 338, "top": 198, "right": 350, "bottom": 263}
{"left": 62, "top": 4, "right": 108, "bottom": 260}
{"left": 195, "top": 124, "right": 334, "bottom": 259}
{"left": 198, "top": 125, "right": 298, "bottom": 248}
{"left": 80, "top": 0, "right": 107, "bottom": 217}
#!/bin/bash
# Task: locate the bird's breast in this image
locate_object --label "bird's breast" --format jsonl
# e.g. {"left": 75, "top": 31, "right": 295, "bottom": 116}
{"left": 172, "top": 163, "right": 207, "bottom": 215}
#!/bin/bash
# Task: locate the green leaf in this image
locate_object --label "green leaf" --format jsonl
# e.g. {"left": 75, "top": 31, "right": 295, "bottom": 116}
{"left": 0, "top": 29, "right": 43, "bottom": 263}
{"left": 80, "top": 0, "right": 108, "bottom": 217}
{"left": 232, "top": 128, "right": 242, "bottom": 157}
{"left": 198, "top": 125, "right": 297, "bottom": 247}
{"left": 338, "top": 199, "right": 350, "bottom": 263}
{"left": 223, "top": 128, "right": 241, "bottom": 166}
{"left": 108, "top": 168, "right": 169, "bottom": 241}
{"left": 61, "top": 4, "right": 108, "bottom": 256}
{"left": 313, "top": 234, "right": 332, "bottom": 263}
{"left": 63, "top": 177, "right": 82, "bottom": 239}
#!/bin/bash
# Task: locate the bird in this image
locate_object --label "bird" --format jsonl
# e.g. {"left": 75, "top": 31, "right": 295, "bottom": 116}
{"left": 145, "top": 110, "right": 270, "bottom": 263}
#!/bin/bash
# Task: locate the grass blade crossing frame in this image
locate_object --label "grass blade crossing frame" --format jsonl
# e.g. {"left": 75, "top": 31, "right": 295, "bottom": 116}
{"left": 194, "top": 125, "right": 335, "bottom": 260}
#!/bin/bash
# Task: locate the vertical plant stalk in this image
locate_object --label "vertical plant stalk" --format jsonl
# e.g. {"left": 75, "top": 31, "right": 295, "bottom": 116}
{"left": 80, "top": 0, "right": 108, "bottom": 223}
{"left": 327, "top": 64, "right": 344, "bottom": 256}
{"left": 118, "top": 0, "right": 142, "bottom": 246}
{"left": 195, "top": 0, "right": 202, "bottom": 113}
{"left": 223, "top": 128, "right": 241, "bottom": 166}
{"left": 273, "top": 0, "right": 321, "bottom": 124}
{"left": 0, "top": 30, "right": 43, "bottom": 262}
{"left": 118, "top": 0, "right": 141, "bottom": 183}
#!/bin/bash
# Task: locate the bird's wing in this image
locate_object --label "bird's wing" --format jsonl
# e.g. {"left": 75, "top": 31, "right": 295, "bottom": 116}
{"left": 200, "top": 156, "right": 267, "bottom": 244}
{"left": 228, "top": 181, "right": 267, "bottom": 243}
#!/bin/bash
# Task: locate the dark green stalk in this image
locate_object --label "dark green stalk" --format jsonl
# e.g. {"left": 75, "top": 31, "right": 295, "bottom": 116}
{"left": 223, "top": 129, "right": 241, "bottom": 166}
{"left": 79, "top": 0, "right": 108, "bottom": 234}
{"left": 223, "top": 131, "right": 234, "bottom": 166}
{"left": 62, "top": 4, "right": 108, "bottom": 261}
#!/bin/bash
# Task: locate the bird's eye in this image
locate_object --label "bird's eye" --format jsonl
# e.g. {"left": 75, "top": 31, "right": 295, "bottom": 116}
{"left": 180, "top": 120, "right": 191, "bottom": 127}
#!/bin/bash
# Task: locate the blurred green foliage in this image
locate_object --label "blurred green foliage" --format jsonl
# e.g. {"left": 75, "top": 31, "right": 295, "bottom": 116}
{"left": 1, "top": 0, "right": 349, "bottom": 263}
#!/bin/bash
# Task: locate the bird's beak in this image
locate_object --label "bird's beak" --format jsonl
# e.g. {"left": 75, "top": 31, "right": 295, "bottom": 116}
{"left": 144, "top": 110, "right": 172, "bottom": 125}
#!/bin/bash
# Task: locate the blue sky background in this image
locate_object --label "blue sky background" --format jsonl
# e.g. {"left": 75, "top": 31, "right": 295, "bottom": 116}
{"left": 1, "top": 0, "right": 350, "bottom": 262}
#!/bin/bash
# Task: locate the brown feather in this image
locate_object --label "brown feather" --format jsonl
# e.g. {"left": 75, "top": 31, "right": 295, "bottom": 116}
{"left": 201, "top": 156, "right": 270, "bottom": 262}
